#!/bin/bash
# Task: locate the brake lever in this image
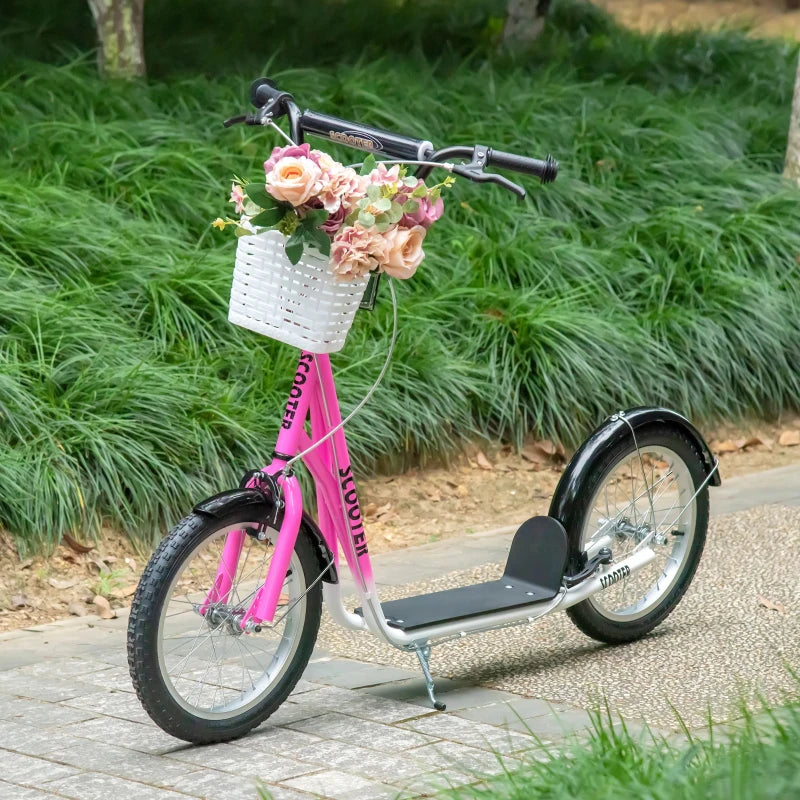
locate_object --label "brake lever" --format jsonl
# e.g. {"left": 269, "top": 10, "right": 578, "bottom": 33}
{"left": 222, "top": 105, "right": 274, "bottom": 129}
{"left": 451, "top": 165, "right": 526, "bottom": 199}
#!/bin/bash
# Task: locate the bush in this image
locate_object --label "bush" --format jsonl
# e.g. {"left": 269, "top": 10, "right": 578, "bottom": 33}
{"left": 1, "top": 1, "right": 799, "bottom": 551}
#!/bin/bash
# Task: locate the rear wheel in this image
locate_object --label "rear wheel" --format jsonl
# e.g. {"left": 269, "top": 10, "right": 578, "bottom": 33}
{"left": 566, "top": 425, "right": 709, "bottom": 644}
{"left": 127, "top": 508, "right": 322, "bottom": 743}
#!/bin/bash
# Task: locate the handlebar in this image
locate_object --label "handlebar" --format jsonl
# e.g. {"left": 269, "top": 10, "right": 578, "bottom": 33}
{"left": 224, "top": 78, "right": 559, "bottom": 198}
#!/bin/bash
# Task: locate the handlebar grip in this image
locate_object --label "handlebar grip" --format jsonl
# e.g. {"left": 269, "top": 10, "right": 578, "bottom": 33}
{"left": 488, "top": 150, "right": 559, "bottom": 183}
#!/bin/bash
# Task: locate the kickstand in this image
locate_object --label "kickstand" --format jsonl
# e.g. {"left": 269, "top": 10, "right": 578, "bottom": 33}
{"left": 414, "top": 645, "right": 446, "bottom": 711}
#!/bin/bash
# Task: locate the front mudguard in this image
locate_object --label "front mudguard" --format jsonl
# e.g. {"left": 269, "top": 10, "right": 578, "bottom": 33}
{"left": 549, "top": 407, "right": 720, "bottom": 537}
{"left": 194, "top": 488, "right": 338, "bottom": 583}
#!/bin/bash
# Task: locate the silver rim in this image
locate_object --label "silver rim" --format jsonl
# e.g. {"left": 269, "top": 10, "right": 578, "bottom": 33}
{"left": 580, "top": 445, "right": 697, "bottom": 622}
{"left": 155, "top": 523, "right": 306, "bottom": 720}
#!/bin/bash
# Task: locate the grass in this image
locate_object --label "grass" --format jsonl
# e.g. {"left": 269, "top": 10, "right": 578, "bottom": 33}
{"left": 1, "top": 0, "right": 800, "bottom": 552}
{"left": 438, "top": 697, "right": 800, "bottom": 800}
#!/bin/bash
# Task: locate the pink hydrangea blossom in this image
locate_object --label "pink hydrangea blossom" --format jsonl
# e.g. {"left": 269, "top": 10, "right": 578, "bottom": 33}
{"left": 330, "top": 223, "right": 389, "bottom": 281}
{"left": 395, "top": 179, "right": 444, "bottom": 229}
{"left": 368, "top": 162, "right": 401, "bottom": 187}
{"left": 264, "top": 143, "right": 315, "bottom": 174}
{"left": 317, "top": 165, "right": 365, "bottom": 214}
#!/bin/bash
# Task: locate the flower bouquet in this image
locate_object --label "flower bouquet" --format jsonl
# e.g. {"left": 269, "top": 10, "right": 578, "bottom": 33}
{"left": 215, "top": 143, "right": 453, "bottom": 282}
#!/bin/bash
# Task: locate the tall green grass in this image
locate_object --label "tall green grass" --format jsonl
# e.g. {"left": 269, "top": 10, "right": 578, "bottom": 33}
{"left": 1, "top": 0, "right": 799, "bottom": 552}
{"left": 442, "top": 698, "right": 800, "bottom": 799}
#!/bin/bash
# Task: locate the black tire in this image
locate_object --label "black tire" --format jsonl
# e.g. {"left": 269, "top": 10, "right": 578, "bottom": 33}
{"left": 127, "top": 508, "right": 322, "bottom": 744}
{"left": 565, "top": 424, "right": 709, "bottom": 644}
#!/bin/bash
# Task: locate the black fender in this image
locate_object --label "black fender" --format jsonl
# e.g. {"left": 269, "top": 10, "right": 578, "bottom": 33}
{"left": 194, "top": 489, "right": 338, "bottom": 583}
{"left": 548, "top": 407, "right": 720, "bottom": 537}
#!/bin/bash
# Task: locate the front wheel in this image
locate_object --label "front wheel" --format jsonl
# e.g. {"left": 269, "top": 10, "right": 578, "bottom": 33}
{"left": 127, "top": 508, "right": 322, "bottom": 743}
{"left": 566, "top": 424, "right": 709, "bottom": 644}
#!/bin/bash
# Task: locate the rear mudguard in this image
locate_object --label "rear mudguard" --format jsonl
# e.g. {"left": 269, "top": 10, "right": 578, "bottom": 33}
{"left": 549, "top": 407, "right": 720, "bottom": 537}
{"left": 194, "top": 488, "right": 338, "bottom": 583}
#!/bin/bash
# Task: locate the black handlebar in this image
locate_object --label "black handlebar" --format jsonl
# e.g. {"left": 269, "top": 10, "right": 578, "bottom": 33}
{"left": 224, "top": 77, "right": 559, "bottom": 197}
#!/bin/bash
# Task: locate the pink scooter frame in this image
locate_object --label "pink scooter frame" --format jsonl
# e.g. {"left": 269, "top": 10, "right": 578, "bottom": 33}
{"left": 205, "top": 350, "right": 376, "bottom": 628}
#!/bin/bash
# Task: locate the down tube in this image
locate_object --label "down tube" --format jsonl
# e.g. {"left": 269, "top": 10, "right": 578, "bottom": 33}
{"left": 313, "top": 355, "right": 375, "bottom": 587}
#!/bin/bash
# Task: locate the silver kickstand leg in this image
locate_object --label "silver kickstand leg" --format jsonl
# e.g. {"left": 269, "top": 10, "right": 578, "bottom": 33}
{"left": 414, "top": 645, "right": 446, "bottom": 711}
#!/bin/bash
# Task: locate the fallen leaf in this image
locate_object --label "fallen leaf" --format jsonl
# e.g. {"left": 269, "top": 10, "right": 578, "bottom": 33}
{"left": 92, "top": 595, "right": 116, "bottom": 620}
{"left": 475, "top": 451, "right": 493, "bottom": 471}
{"left": 62, "top": 532, "right": 94, "bottom": 554}
{"left": 67, "top": 601, "right": 89, "bottom": 617}
{"left": 429, "top": 489, "right": 443, "bottom": 502}
{"left": 100, "top": 555, "right": 117, "bottom": 565}
{"left": 739, "top": 436, "right": 763, "bottom": 450}
{"left": 10, "top": 594, "right": 28, "bottom": 608}
{"left": 18, "top": 558, "right": 33, "bottom": 570}
{"left": 87, "top": 557, "right": 107, "bottom": 575}
{"left": 48, "top": 577, "right": 78, "bottom": 591}
{"left": 521, "top": 444, "right": 549, "bottom": 464}
{"left": 778, "top": 430, "right": 800, "bottom": 447}
{"left": 711, "top": 439, "right": 738, "bottom": 454}
{"left": 375, "top": 503, "right": 392, "bottom": 518}
{"left": 363, "top": 502, "right": 378, "bottom": 517}
{"left": 758, "top": 595, "right": 787, "bottom": 614}
{"left": 110, "top": 584, "right": 138, "bottom": 600}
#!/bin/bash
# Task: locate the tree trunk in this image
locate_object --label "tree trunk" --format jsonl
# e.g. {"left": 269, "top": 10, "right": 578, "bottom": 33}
{"left": 786, "top": 54, "right": 800, "bottom": 186}
{"left": 87, "top": 0, "right": 146, "bottom": 79}
{"left": 503, "top": 0, "right": 552, "bottom": 48}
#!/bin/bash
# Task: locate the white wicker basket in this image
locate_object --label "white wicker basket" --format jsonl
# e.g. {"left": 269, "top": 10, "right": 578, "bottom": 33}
{"left": 228, "top": 230, "right": 368, "bottom": 354}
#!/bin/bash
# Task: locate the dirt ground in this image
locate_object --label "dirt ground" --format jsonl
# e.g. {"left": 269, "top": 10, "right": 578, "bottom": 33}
{"left": 598, "top": 0, "right": 800, "bottom": 39}
{"left": 2, "top": 417, "right": 800, "bottom": 634}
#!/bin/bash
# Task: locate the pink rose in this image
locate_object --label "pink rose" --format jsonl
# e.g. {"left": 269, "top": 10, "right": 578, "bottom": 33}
{"left": 381, "top": 224, "right": 426, "bottom": 280}
{"left": 320, "top": 204, "right": 347, "bottom": 236}
{"left": 317, "top": 165, "right": 365, "bottom": 214}
{"left": 266, "top": 156, "right": 322, "bottom": 207}
{"left": 229, "top": 182, "right": 245, "bottom": 214}
{"left": 331, "top": 223, "right": 389, "bottom": 281}
{"left": 396, "top": 179, "right": 445, "bottom": 229}
{"left": 263, "top": 143, "right": 313, "bottom": 174}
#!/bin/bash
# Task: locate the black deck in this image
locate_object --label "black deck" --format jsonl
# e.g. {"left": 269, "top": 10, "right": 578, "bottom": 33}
{"left": 356, "top": 516, "right": 569, "bottom": 632}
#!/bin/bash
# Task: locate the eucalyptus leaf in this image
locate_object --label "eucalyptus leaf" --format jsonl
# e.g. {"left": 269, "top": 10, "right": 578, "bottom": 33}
{"left": 366, "top": 184, "right": 381, "bottom": 201}
{"left": 411, "top": 184, "right": 428, "bottom": 198}
{"left": 359, "top": 211, "right": 375, "bottom": 227}
{"left": 374, "top": 197, "right": 391, "bottom": 212}
{"left": 359, "top": 154, "right": 377, "bottom": 176}
{"left": 403, "top": 176, "right": 418, "bottom": 187}
{"left": 402, "top": 200, "right": 420, "bottom": 213}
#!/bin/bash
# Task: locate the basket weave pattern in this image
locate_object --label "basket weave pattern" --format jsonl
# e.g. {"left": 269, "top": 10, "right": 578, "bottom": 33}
{"left": 228, "top": 230, "right": 368, "bottom": 353}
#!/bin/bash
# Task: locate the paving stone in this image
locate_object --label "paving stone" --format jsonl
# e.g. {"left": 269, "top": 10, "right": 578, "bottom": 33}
{"left": 0, "top": 675, "right": 106, "bottom": 703}
{"left": 0, "top": 781, "right": 63, "bottom": 800}
{"left": 0, "top": 750, "right": 81, "bottom": 785}
{"left": 400, "top": 713, "right": 534, "bottom": 754}
{"left": 301, "top": 658, "right": 417, "bottom": 689}
{"left": 46, "top": 741, "right": 199, "bottom": 786}
{"left": 256, "top": 784, "right": 319, "bottom": 800}
{"left": 288, "top": 678, "right": 320, "bottom": 695}
{"left": 288, "top": 712, "right": 438, "bottom": 750}
{"left": 41, "top": 772, "right": 188, "bottom": 800}
{"left": 165, "top": 742, "right": 317, "bottom": 782}
{"left": 257, "top": 700, "right": 323, "bottom": 727}
{"left": 0, "top": 720, "right": 89, "bottom": 756}
{"left": 163, "top": 769, "right": 262, "bottom": 798}
{"left": 244, "top": 726, "right": 323, "bottom": 753}
{"left": 503, "top": 709, "right": 594, "bottom": 738}
{"left": 292, "top": 738, "right": 430, "bottom": 782}
{"left": 62, "top": 689, "right": 152, "bottom": 724}
{"left": 453, "top": 697, "right": 568, "bottom": 726}
{"left": 396, "top": 768, "right": 479, "bottom": 796}
{"left": 425, "top": 686, "right": 519, "bottom": 712}
{"left": 10, "top": 659, "right": 108, "bottom": 681}
{"left": 0, "top": 697, "right": 95, "bottom": 727}
{"left": 361, "top": 677, "right": 471, "bottom": 706}
{"left": 280, "top": 769, "right": 398, "bottom": 800}
{"left": 408, "top": 739, "right": 525, "bottom": 777}
{"left": 65, "top": 716, "right": 184, "bottom": 756}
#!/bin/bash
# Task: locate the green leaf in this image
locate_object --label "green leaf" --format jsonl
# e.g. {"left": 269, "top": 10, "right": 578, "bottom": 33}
{"left": 411, "top": 184, "right": 428, "bottom": 198}
{"left": 374, "top": 197, "right": 391, "bottom": 212}
{"left": 307, "top": 227, "right": 332, "bottom": 256}
{"left": 302, "top": 208, "right": 329, "bottom": 228}
{"left": 245, "top": 184, "right": 279, "bottom": 209}
{"left": 403, "top": 176, "right": 418, "bottom": 187}
{"left": 386, "top": 203, "right": 403, "bottom": 223}
{"left": 366, "top": 184, "right": 381, "bottom": 201}
{"left": 250, "top": 206, "right": 285, "bottom": 227}
{"left": 285, "top": 232, "right": 304, "bottom": 265}
{"left": 402, "top": 199, "right": 419, "bottom": 213}
{"left": 359, "top": 154, "right": 377, "bottom": 176}
{"left": 376, "top": 221, "right": 391, "bottom": 232}
{"left": 358, "top": 211, "right": 375, "bottom": 227}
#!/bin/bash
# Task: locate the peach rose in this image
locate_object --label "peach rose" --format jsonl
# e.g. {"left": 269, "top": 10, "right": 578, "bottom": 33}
{"left": 331, "top": 223, "right": 389, "bottom": 281}
{"left": 381, "top": 224, "right": 426, "bottom": 279}
{"left": 266, "top": 156, "right": 322, "bottom": 207}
